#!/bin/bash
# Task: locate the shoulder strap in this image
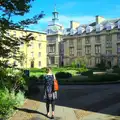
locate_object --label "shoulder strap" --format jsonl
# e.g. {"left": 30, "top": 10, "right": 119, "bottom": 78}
{"left": 52, "top": 74, "right": 56, "bottom": 80}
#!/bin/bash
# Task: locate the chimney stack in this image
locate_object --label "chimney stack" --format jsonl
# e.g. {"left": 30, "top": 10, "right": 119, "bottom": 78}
{"left": 70, "top": 21, "right": 80, "bottom": 29}
{"left": 96, "top": 15, "right": 105, "bottom": 24}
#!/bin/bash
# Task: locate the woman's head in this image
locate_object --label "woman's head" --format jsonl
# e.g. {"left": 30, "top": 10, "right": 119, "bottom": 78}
{"left": 46, "top": 67, "right": 52, "bottom": 73}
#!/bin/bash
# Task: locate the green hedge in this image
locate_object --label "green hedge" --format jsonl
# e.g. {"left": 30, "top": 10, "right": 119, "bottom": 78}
{"left": 55, "top": 72, "right": 72, "bottom": 79}
{"left": 56, "top": 73, "right": 120, "bottom": 84}
{"left": 113, "top": 68, "right": 120, "bottom": 74}
{"left": 81, "top": 70, "right": 93, "bottom": 76}
{"left": 89, "top": 73, "right": 120, "bottom": 82}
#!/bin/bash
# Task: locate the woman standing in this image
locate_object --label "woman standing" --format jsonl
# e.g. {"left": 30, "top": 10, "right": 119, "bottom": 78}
{"left": 43, "top": 67, "right": 57, "bottom": 119}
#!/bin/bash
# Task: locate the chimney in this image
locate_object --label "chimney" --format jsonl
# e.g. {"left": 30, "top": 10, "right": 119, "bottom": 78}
{"left": 70, "top": 21, "right": 80, "bottom": 29}
{"left": 96, "top": 15, "right": 105, "bottom": 24}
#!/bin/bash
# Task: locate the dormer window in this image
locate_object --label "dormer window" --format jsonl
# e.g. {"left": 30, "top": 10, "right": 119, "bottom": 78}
{"left": 77, "top": 27, "right": 85, "bottom": 34}
{"left": 96, "top": 24, "right": 104, "bottom": 32}
{"left": 118, "top": 21, "right": 120, "bottom": 29}
{"left": 70, "top": 28, "right": 76, "bottom": 35}
{"left": 63, "top": 29, "right": 69, "bottom": 35}
{"left": 106, "top": 22, "right": 115, "bottom": 30}
{"left": 86, "top": 26, "right": 93, "bottom": 33}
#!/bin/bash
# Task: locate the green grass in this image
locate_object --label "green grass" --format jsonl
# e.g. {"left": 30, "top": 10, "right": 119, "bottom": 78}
{"left": 30, "top": 72, "right": 44, "bottom": 77}
{"left": 29, "top": 68, "right": 79, "bottom": 77}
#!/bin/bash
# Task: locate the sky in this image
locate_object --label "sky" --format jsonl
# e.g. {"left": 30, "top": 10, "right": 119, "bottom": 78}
{"left": 12, "top": 0, "right": 120, "bottom": 31}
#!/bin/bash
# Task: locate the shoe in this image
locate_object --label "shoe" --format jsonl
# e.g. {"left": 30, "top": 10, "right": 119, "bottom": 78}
{"left": 46, "top": 113, "right": 50, "bottom": 118}
{"left": 51, "top": 115, "right": 54, "bottom": 119}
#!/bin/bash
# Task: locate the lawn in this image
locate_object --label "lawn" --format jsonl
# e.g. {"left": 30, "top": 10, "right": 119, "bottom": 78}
{"left": 28, "top": 67, "right": 120, "bottom": 85}
{"left": 29, "top": 67, "right": 80, "bottom": 77}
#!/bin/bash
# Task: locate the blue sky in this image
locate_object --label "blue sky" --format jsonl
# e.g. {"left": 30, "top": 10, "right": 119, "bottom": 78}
{"left": 13, "top": 0, "right": 120, "bottom": 31}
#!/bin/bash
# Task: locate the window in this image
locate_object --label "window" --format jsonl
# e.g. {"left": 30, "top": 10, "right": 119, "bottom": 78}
{"left": 77, "top": 51, "right": 82, "bottom": 56}
{"left": 96, "top": 24, "right": 104, "bottom": 32}
{"left": 85, "top": 46, "right": 91, "bottom": 54}
{"left": 95, "top": 36, "right": 101, "bottom": 43}
{"left": 50, "top": 57, "right": 55, "bottom": 64}
{"left": 38, "top": 52, "right": 41, "bottom": 57}
{"left": 31, "top": 61, "right": 34, "bottom": 68}
{"left": 85, "top": 37, "right": 90, "bottom": 44}
{"left": 86, "top": 26, "right": 93, "bottom": 33}
{"left": 39, "top": 35, "right": 41, "bottom": 39}
{"left": 31, "top": 52, "right": 34, "bottom": 57}
{"left": 39, "top": 61, "right": 41, "bottom": 67}
{"left": 69, "top": 47, "right": 74, "bottom": 55}
{"left": 30, "top": 42, "right": 34, "bottom": 49}
{"left": 106, "top": 34, "right": 112, "bottom": 48}
{"left": 38, "top": 43, "right": 41, "bottom": 49}
{"left": 77, "top": 39, "right": 82, "bottom": 49}
{"left": 95, "top": 57, "right": 101, "bottom": 64}
{"left": 95, "top": 45, "right": 101, "bottom": 54}
{"left": 49, "top": 45, "right": 55, "bottom": 53}
{"left": 78, "top": 27, "right": 85, "bottom": 34}
{"left": 117, "top": 33, "right": 120, "bottom": 41}
{"left": 87, "top": 58, "right": 91, "bottom": 65}
{"left": 106, "top": 50, "right": 112, "bottom": 55}
{"left": 106, "top": 22, "right": 114, "bottom": 30}
{"left": 20, "top": 32, "right": 23, "bottom": 37}
{"left": 69, "top": 40, "right": 74, "bottom": 46}
{"left": 117, "top": 44, "right": 120, "bottom": 53}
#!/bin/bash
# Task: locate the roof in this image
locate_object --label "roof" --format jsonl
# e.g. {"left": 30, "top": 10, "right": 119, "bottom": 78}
{"left": 65, "top": 17, "right": 120, "bottom": 36}
{"left": 13, "top": 28, "right": 47, "bottom": 34}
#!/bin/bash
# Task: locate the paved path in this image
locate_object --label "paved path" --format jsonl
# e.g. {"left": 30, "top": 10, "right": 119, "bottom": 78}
{"left": 10, "top": 84, "right": 120, "bottom": 120}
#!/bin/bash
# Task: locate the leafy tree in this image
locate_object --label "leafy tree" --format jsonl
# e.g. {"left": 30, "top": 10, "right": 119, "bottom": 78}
{"left": 0, "top": 0, "right": 45, "bottom": 67}
{"left": 71, "top": 57, "right": 87, "bottom": 68}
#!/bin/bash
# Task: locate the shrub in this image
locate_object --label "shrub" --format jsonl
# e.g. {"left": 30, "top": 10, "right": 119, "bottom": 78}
{"left": 112, "top": 65, "right": 119, "bottom": 69}
{"left": 39, "top": 74, "right": 44, "bottom": 80}
{"left": 113, "top": 68, "right": 120, "bottom": 74}
{"left": 89, "top": 73, "right": 120, "bottom": 82}
{"left": 55, "top": 72, "right": 72, "bottom": 79}
{"left": 81, "top": 70, "right": 93, "bottom": 76}
{"left": 0, "top": 68, "right": 27, "bottom": 92}
{"left": 0, "top": 88, "right": 25, "bottom": 119}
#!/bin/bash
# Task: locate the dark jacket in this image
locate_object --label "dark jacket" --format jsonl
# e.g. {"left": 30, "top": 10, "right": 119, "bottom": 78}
{"left": 43, "top": 74, "right": 57, "bottom": 100}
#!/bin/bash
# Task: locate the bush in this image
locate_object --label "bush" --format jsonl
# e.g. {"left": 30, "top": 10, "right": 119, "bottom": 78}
{"left": 113, "top": 68, "right": 120, "bottom": 74}
{"left": 81, "top": 70, "right": 93, "bottom": 76}
{"left": 89, "top": 73, "right": 120, "bottom": 82}
{"left": 0, "top": 68, "right": 27, "bottom": 92}
{"left": 39, "top": 74, "right": 44, "bottom": 80}
{"left": 0, "top": 88, "right": 25, "bottom": 119}
{"left": 55, "top": 72, "right": 72, "bottom": 79}
{"left": 112, "top": 65, "right": 119, "bottom": 69}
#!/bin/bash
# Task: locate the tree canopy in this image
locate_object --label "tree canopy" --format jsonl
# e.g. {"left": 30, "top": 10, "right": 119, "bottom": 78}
{"left": 0, "top": 0, "right": 45, "bottom": 67}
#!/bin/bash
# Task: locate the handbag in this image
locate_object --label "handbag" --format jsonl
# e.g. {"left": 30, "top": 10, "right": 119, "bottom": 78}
{"left": 53, "top": 75, "right": 59, "bottom": 91}
{"left": 54, "top": 79, "right": 59, "bottom": 91}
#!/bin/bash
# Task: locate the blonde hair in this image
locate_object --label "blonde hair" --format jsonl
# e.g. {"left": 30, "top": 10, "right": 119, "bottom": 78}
{"left": 46, "top": 67, "right": 52, "bottom": 73}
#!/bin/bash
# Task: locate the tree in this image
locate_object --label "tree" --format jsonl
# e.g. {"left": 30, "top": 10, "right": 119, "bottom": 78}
{"left": 0, "top": 0, "right": 45, "bottom": 68}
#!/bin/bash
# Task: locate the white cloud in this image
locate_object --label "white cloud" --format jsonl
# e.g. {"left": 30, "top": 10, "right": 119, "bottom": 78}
{"left": 40, "top": 15, "right": 95, "bottom": 28}
{"left": 28, "top": 15, "right": 95, "bottom": 31}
